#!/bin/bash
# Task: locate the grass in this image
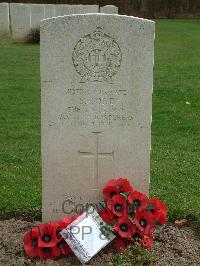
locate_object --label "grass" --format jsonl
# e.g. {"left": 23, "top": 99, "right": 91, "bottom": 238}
{"left": 151, "top": 20, "right": 200, "bottom": 222}
{"left": 0, "top": 36, "right": 41, "bottom": 217}
{"left": 0, "top": 20, "right": 200, "bottom": 222}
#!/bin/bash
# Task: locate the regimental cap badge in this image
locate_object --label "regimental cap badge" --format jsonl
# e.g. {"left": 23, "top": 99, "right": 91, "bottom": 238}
{"left": 72, "top": 27, "right": 122, "bottom": 83}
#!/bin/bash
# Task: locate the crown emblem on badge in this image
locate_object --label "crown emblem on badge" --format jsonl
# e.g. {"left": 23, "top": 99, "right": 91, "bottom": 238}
{"left": 72, "top": 27, "right": 122, "bottom": 83}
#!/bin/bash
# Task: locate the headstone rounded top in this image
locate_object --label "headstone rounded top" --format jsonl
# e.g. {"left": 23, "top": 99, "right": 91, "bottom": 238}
{"left": 41, "top": 13, "right": 154, "bottom": 26}
{"left": 100, "top": 5, "right": 119, "bottom": 14}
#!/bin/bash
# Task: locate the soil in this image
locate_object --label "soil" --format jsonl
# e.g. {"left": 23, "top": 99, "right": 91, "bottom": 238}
{"left": 0, "top": 219, "right": 199, "bottom": 265}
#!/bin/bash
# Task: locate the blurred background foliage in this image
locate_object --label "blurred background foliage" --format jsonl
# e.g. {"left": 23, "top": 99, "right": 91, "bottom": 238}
{"left": 1, "top": 0, "right": 200, "bottom": 18}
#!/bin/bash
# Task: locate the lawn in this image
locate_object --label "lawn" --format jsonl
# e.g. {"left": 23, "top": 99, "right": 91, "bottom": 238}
{"left": 0, "top": 20, "right": 199, "bottom": 222}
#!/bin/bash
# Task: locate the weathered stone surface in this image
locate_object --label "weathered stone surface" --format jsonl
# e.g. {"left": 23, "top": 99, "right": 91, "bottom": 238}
{"left": 100, "top": 5, "right": 118, "bottom": 14}
{"left": 10, "top": 3, "right": 30, "bottom": 39}
{"left": 30, "top": 4, "right": 45, "bottom": 29}
{"left": 44, "top": 4, "right": 55, "bottom": 19}
{"left": 0, "top": 3, "right": 10, "bottom": 35}
{"left": 41, "top": 14, "right": 154, "bottom": 222}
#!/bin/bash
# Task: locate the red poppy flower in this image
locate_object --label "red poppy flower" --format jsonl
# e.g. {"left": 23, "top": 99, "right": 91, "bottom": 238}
{"left": 115, "top": 238, "right": 128, "bottom": 252}
{"left": 60, "top": 215, "right": 73, "bottom": 227}
{"left": 151, "top": 198, "right": 168, "bottom": 224}
{"left": 135, "top": 198, "right": 150, "bottom": 214}
{"left": 103, "top": 178, "right": 133, "bottom": 201}
{"left": 23, "top": 227, "right": 40, "bottom": 257}
{"left": 114, "top": 216, "right": 136, "bottom": 239}
{"left": 37, "top": 223, "right": 56, "bottom": 248}
{"left": 134, "top": 211, "right": 155, "bottom": 236}
{"left": 52, "top": 246, "right": 62, "bottom": 257}
{"left": 137, "top": 198, "right": 167, "bottom": 225}
{"left": 99, "top": 208, "right": 116, "bottom": 223}
{"left": 59, "top": 213, "right": 83, "bottom": 237}
{"left": 52, "top": 239, "right": 72, "bottom": 257}
{"left": 50, "top": 221, "right": 66, "bottom": 244}
{"left": 128, "top": 190, "right": 148, "bottom": 211}
{"left": 140, "top": 236, "right": 154, "bottom": 250}
{"left": 38, "top": 247, "right": 54, "bottom": 260}
{"left": 107, "top": 194, "right": 128, "bottom": 217}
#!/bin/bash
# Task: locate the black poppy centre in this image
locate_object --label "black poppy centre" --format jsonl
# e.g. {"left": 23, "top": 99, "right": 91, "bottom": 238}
{"left": 31, "top": 237, "right": 38, "bottom": 247}
{"left": 56, "top": 230, "right": 62, "bottom": 239}
{"left": 114, "top": 203, "right": 123, "bottom": 212}
{"left": 57, "top": 240, "right": 66, "bottom": 249}
{"left": 132, "top": 232, "right": 141, "bottom": 241}
{"left": 139, "top": 219, "right": 147, "bottom": 227}
{"left": 42, "top": 234, "right": 52, "bottom": 243}
{"left": 42, "top": 247, "right": 52, "bottom": 253}
{"left": 133, "top": 199, "right": 141, "bottom": 208}
{"left": 119, "top": 223, "right": 129, "bottom": 232}
{"left": 110, "top": 191, "right": 117, "bottom": 198}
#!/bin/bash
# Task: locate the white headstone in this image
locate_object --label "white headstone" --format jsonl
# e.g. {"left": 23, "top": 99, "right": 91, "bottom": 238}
{"left": 44, "top": 4, "right": 55, "bottom": 19}
{"left": 55, "top": 4, "right": 99, "bottom": 16}
{"left": 30, "top": 4, "right": 45, "bottom": 29}
{"left": 41, "top": 14, "right": 154, "bottom": 222}
{"left": 79, "top": 5, "right": 99, "bottom": 14}
{"left": 0, "top": 2, "right": 10, "bottom": 35}
{"left": 55, "top": 5, "right": 79, "bottom": 16}
{"left": 10, "top": 3, "right": 30, "bottom": 40}
{"left": 100, "top": 5, "right": 118, "bottom": 14}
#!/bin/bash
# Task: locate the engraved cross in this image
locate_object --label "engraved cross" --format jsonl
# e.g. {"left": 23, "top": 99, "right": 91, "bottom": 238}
{"left": 78, "top": 132, "right": 114, "bottom": 190}
{"left": 94, "top": 49, "right": 100, "bottom": 65}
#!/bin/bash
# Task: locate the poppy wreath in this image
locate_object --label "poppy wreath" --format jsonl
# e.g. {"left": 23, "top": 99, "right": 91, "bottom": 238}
{"left": 101, "top": 178, "right": 168, "bottom": 251}
{"left": 23, "top": 178, "right": 167, "bottom": 259}
{"left": 23, "top": 211, "right": 89, "bottom": 260}
{"left": 23, "top": 217, "right": 73, "bottom": 259}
